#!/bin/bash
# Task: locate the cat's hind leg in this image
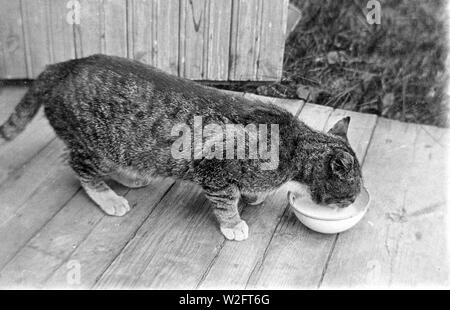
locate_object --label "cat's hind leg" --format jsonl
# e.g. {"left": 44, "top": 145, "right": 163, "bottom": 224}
{"left": 69, "top": 151, "right": 130, "bottom": 216}
{"left": 204, "top": 185, "right": 249, "bottom": 241}
{"left": 109, "top": 168, "right": 151, "bottom": 188}
{"left": 242, "top": 192, "right": 269, "bottom": 205}
{"left": 81, "top": 179, "right": 130, "bottom": 216}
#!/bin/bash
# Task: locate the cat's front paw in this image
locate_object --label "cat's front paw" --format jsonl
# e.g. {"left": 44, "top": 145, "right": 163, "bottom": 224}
{"left": 220, "top": 220, "right": 249, "bottom": 241}
{"left": 101, "top": 195, "right": 131, "bottom": 217}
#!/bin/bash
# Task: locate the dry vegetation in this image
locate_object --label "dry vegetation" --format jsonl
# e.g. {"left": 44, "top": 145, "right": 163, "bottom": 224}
{"left": 220, "top": 0, "right": 448, "bottom": 127}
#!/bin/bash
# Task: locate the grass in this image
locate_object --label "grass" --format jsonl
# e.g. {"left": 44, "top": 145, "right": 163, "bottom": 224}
{"left": 219, "top": 0, "right": 448, "bottom": 127}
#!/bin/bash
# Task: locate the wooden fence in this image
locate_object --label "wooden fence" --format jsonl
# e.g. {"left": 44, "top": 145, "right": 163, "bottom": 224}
{"left": 0, "top": 0, "right": 288, "bottom": 81}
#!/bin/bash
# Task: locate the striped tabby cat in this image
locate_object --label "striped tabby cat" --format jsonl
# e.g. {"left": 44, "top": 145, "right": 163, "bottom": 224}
{"left": 0, "top": 55, "right": 361, "bottom": 241}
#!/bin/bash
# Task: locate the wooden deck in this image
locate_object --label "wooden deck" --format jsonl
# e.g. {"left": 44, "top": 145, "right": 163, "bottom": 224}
{"left": 0, "top": 86, "right": 448, "bottom": 289}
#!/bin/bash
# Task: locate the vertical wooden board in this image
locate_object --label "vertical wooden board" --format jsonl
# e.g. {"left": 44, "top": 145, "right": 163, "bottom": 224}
{"left": 256, "top": 0, "right": 288, "bottom": 80}
{"left": 94, "top": 182, "right": 224, "bottom": 289}
{"left": 206, "top": 0, "right": 232, "bottom": 80}
{"left": 48, "top": 0, "right": 76, "bottom": 63}
{"left": 179, "top": 0, "right": 208, "bottom": 79}
{"left": 103, "top": 0, "right": 127, "bottom": 57}
{"left": 321, "top": 120, "right": 449, "bottom": 288}
{"left": 21, "top": 0, "right": 52, "bottom": 77}
{"left": 229, "top": 0, "right": 261, "bottom": 81}
{"left": 247, "top": 107, "right": 377, "bottom": 289}
{"left": 154, "top": 0, "right": 179, "bottom": 75}
{"left": 75, "top": 0, "right": 103, "bottom": 57}
{"left": 128, "top": 0, "right": 154, "bottom": 64}
{"left": 0, "top": 0, "right": 27, "bottom": 78}
{"left": 44, "top": 177, "right": 174, "bottom": 288}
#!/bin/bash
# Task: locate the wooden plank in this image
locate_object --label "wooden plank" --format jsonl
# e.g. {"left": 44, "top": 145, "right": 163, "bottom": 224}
{"left": 179, "top": 0, "right": 209, "bottom": 79}
{"left": 128, "top": 0, "right": 154, "bottom": 64}
{"left": 75, "top": 0, "right": 103, "bottom": 57}
{"left": 0, "top": 175, "right": 174, "bottom": 288}
{"left": 198, "top": 186, "right": 291, "bottom": 289}
{"left": 298, "top": 103, "right": 333, "bottom": 131}
{"left": 154, "top": 0, "right": 179, "bottom": 75}
{"left": 206, "top": 1, "right": 232, "bottom": 80}
{"left": 43, "top": 177, "right": 174, "bottom": 288}
{"left": 0, "top": 185, "right": 105, "bottom": 289}
{"left": 228, "top": 0, "right": 262, "bottom": 81}
{"left": 198, "top": 103, "right": 333, "bottom": 289}
{"left": 94, "top": 181, "right": 223, "bottom": 289}
{"left": 244, "top": 93, "right": 304, "bottom": 117}
{"left": 256, "top": 0, "right": 288, "bottom": 80}
{"left": 48, "top": 0, "right": 76, "bottom": 63}
{"left": 320, "top": 120, "right": 449, "bottom": 288}
{"left": 246, "top": 108, "right": 377, "bottom": 288}
{"left": 0, "top": 139, "right": 80, "bottom": 270}
{"left": 0, "top": 0, "right": 27, "bottom": 78}
{"left": 103, "top": 0, "right": 127, "bottom": 57}
{"left": 21, "top": 0, "right": 52, "bottom": 78}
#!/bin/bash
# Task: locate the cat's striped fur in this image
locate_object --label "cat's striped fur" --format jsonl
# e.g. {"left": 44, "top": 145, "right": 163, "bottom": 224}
{"left": 0, "top": 54, "right": 361, "bottom": 241}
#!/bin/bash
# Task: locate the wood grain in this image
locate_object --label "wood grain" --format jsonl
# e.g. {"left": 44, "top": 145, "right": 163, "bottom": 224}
{"left": 48, "top": 0, "right": 76, "bottom": 63}
{"left": 256, "top": 0, "right": 288, "bottom": 80}
{"left": 103, "top": 0, "right": 127, "bottom": 57}
{"left": 2, "top": 0, "right": 288, "bottom": 81}
{"left": 0, "top": 139, "right": 79, "bottom": 270}
{"left": 21, "top": 0, "right": 52, "bottom": 77}
{"left": 0, "top": 0, "right": 27, "bottom": 78}
{"left": 128, "top": 0, "right": 154, "bottom": 64}
{"left": 179, "top": 0, "right": 209, "bottom": 79}
{"left": 246, "top": 107, "right": 377, "bottom": 289}
{"left": 75, "top": 0, "right": 103, "bottom": 57}
{"left": 228, "top": 0, "right": 262, "bottom": 80}
{"left": 94, "top": 181, "right": 223, "bottom": 289}
{"left": 0, "top": 177, "right": 174, "bottom": 288}
{"left": 320, "top": 119, "right": 449, "bottom": 288}
{"left": 154, "top": 0, "right": 180, "bottom": 75}
{"left": 206, "top": 0, "right": 232, "bottom": 80}
{"left": 44, "top": 177, "right": 174, "bottom": 288}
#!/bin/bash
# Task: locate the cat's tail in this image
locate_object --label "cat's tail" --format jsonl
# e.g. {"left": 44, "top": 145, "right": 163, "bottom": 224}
{"left": 0, "top": 89, "right": 42, "bottom": 146}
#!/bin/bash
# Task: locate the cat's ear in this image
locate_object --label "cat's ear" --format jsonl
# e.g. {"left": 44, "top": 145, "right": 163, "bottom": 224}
{"left": 330, "top": 151, "right": 354, "bottom": 178}
{"left": 328, "top": 117, "right": 350, "bottom": 139}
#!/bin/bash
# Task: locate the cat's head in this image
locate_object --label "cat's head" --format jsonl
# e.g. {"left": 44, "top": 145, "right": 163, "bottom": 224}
{"left": 298, "top": 117, "right": 362, "bottom": 208}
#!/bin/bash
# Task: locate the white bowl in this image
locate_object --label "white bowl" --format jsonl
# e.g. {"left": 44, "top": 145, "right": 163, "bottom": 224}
{"left": 287, "top": 186, "right": 370, "bottom": 234}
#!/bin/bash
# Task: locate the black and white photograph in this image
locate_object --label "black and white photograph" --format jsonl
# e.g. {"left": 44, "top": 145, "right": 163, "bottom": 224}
{"left": 0, "top": 0, "right": 448, "bottom": 292}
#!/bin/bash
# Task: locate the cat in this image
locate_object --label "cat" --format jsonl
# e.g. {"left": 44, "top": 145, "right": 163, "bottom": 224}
{"left": 0, "top": 54, "right": 361, "bottom": 241}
